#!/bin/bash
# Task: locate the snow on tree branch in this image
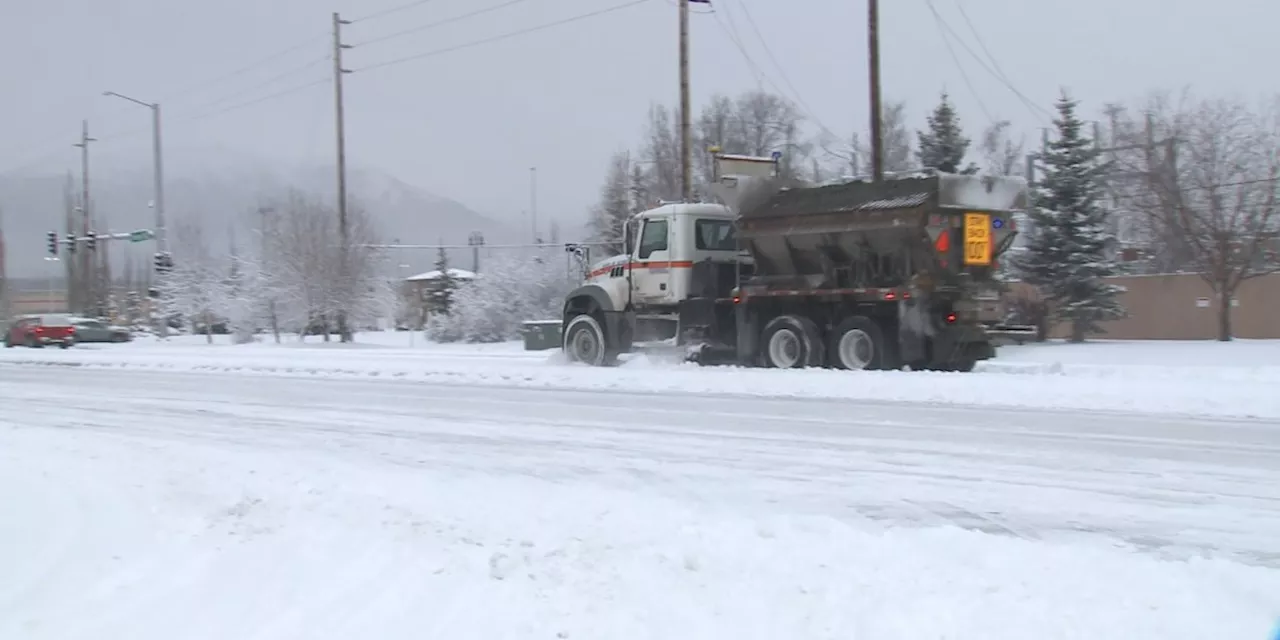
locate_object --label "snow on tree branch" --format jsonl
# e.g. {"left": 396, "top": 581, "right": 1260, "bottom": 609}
{"left": 428, "top": 248, "right": 576, "bottom": 343}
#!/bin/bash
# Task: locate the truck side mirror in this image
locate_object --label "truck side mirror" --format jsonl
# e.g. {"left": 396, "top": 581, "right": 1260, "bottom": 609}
{"left": 623, "top": 220, "right": 636, "bottom": 256}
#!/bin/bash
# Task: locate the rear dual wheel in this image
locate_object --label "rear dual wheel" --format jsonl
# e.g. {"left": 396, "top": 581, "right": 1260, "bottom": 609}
{"left": 761, "top": 314, "right": 898, "bottom": 371}
{"left": 828, "top": 316, "right": 896, "bottom": 371}
{"left": 760, "top": 315, "right": 823, "bottom": 368}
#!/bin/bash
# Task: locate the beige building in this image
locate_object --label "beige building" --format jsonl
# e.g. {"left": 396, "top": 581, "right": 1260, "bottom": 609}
{"left": 1013, "top": 272, "right": 1280, "bottom": 340}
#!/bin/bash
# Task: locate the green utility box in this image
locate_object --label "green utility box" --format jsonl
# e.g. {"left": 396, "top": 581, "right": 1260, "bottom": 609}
{"left": 521, "top": 320, "right": 563, "bottom": 351}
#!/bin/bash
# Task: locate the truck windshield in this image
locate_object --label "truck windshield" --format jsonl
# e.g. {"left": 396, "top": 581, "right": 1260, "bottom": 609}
{"left": 695, "top": 219, "right": 736, "bottom": 251}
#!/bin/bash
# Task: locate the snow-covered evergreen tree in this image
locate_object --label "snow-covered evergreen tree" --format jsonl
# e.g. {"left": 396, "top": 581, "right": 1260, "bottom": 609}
{"left": 1014, "top": 92, "right": 1125, "bottom": 342}
{"left": 917, "top": 92, "right": 977, "bottom": 174}
{"left": 427, "top": 245, "right": 456, "bottom": 315}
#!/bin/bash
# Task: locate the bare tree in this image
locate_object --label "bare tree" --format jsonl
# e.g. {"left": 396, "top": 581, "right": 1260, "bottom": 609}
{"left": 640, "top": 104, "right": 681, "bottom": 202}
{"left": 155, "top": 217, "right": 226, "bottom": 343}
{"left": 978, "top": 120, "right": 1025, "bottom": 176}
{"left": 1111, "top": 94, "right": 1280, "bottom": 340}
{"left": 588, "top": 151, "right": 633, "bottom": 255}
{"left": 260, "top": 191, "right": 395, "bottom": 341}
{"left": 820, "top": 99, "right": 913, "bottom": 178}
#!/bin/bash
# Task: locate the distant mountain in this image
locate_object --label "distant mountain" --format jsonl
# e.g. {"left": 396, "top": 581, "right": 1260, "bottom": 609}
{"left": 0, "top": 149, "right": 516, "bottom": 278}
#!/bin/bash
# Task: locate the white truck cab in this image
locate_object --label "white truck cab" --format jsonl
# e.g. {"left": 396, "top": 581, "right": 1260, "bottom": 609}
{"left": 561, "top": 152, "right": 780, "bottom": 365}
{"left": 582, "top": 202, "right": 739, "bottom": 311}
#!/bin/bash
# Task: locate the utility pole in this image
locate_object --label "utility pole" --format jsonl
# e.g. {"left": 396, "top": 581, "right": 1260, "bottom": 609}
{"left": 678, "top": 0, "right": 693, "bottom": 200}
{"left": 867, "top": 0, "right": 884, "bottom": 183}
{"left": 529, "top": 167, "right": 539, "bottom": 242}
{"left": 333, "top": 11, "right": 353, "bottom": 341}
{"left": 468, "top": 231, "right": 485, "bottom": 273}
{"left": 73, "top": 120, "right": 96, "bottom": 314}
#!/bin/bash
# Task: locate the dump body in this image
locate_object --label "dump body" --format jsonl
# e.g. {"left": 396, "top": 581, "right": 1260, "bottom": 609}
{"left": 736, "top": 172, "right": 1026, "bottom": 296}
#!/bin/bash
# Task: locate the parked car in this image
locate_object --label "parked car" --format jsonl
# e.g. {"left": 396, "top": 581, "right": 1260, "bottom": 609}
{"left": 72, "top": 318, "right": 132, "bottom": 343}
{"left": 4, "top": 314, "right": 76, "bottom": 348}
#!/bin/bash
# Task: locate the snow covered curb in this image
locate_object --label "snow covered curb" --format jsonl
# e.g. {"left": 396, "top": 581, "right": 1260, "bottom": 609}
{"left": 2, "top": 350, "right": 1275, "bottom": 420}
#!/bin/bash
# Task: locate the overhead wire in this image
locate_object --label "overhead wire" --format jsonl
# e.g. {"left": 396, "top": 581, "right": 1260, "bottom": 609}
{"left": 923, "top": 2, "right": 996, "bottom": 125}
{"left": 352, "top": 0, "right": 533, "bottom": 48}
{"left": 954, "top": 0, "right": 1017, "bottom": 93}
{"left": 354, "top": 0, "right": 653, "bottom": 73}
{"left": 182, "top": 78, "right": 331, "bottom": 123}
{"left": 705, "top": 6, "right": 840, "bottom": 142}
{"left": 728, "top": 0, "right": 840, "bottom": 139}
{"left": 183, "top": 55, "right": 330, "bottom": 112}
{"left": 922, "top": 0, "right": 1050, "bottom": 122}
{"left": 160, "top": 33, "right": 330, "bottom": 103}
{"left": 352, "top": 0, "right": 438, "bottom": 23}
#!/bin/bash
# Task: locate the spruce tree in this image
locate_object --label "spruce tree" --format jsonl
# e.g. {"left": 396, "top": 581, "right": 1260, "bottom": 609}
{"left": 916, "top": 92, "right": 977, "bottom": 174}
{"left": 1014, "top": 92, "right": 1125, "bottom": 342}
{"left": 429, "top": 245, "right": 457, "bottom": 315}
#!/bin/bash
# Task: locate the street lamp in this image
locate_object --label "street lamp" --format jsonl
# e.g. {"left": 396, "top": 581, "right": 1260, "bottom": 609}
{"left": 102, "top": 91, "right": 166, "bottom": 254}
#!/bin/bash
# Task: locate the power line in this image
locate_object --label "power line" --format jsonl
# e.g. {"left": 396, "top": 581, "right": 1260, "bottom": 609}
{"left": 708, "top": 8, "right": 762, "bottom": 91}
{"left": 352, "top": 0, "right": 437, "bottom": 23}
{"left": 353, "top": 0, "right": 533, "bottom": 48}
{"left": 161, "top": 34, "right": 330, "bottom": 103}
{"left": 706, "top": 8, "right": 839, "bottom": 141}
{"left": 954, "top": 1, "right": 1017, "bottom": 92}
{"left": 182, "top": 78, "right": 331, "bottom": 123}
{"left": 729, "top": 0, "right": 838, "bottom": 138}
{"left": 921, "top": 0, "right": 1050, "bottom": 122}
{"left": 183, "top": 56, "right": 329, "bottom": 112}
{"left": 355, "top": 0, "right": 653, "bottom": 73}
{"left": 924, "top": 1, "right": 995, "bottom": 125}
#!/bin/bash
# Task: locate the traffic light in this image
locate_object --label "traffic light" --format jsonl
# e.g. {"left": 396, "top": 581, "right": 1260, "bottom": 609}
{"left": 65, "top": 233, "right": 77, "bottom": 254}
{"left": 153, "top": 251, "right": 173, "bottom": 273}
{"left": 85, "top": 231, "right": 97, "bottom": 251}
{"left": 46, "top": 231, "right": 58, "bottom": 256}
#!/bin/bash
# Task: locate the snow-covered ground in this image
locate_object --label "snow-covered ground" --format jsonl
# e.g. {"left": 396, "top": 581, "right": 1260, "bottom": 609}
{"left": 2, "top": 366, "right": 1278, "bottom": 639}
{"left": 1, "top": 332, "right": 1277, "bottom": 419}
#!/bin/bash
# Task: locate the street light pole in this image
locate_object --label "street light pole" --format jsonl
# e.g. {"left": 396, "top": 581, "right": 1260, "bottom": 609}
{"left": 103, "top": 91, "right": 166, "bottom": 253}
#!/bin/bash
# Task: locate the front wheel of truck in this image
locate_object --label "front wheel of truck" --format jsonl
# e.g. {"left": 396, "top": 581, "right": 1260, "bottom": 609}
{"left": 563, "top": 314, "right": 617, "bottom": 367}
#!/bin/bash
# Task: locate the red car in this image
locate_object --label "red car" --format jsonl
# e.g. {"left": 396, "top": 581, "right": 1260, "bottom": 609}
{"left": 5, "top": 314, "right": 76, "bottom": 349}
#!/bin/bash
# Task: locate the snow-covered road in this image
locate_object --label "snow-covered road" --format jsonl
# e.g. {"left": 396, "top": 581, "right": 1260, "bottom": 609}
{"left": 3, "top": 366, "right": 1279, "bottom": 638}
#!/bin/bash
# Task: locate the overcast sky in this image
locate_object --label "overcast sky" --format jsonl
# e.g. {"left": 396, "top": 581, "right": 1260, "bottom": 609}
{"left": 3, "top": 0, "right": 1277, "bottom": 236}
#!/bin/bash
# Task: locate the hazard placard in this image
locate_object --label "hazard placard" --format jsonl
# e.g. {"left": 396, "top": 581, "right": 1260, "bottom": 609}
{"left": 963, "top": 212, "right": 992, "bottom": 266}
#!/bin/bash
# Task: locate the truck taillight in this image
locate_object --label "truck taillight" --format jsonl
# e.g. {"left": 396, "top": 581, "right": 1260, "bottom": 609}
{"left": 934, "top": 229, "right": 951, "bottom": 253}
{"left": 945, "top": 313, "right": 957, "bottom": 324}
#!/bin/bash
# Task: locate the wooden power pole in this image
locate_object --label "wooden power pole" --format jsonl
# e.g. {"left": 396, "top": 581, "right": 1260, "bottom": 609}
{"left": 867, "top": 0, "right": 884, "bottom": 183}
{"left": 678, "top": 0, "right": 693, "bottom": 201}
{"left": 332, "top": 12, "right": 353, "bottom": 341}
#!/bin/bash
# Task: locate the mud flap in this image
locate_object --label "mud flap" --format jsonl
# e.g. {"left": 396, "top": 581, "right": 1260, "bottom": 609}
{"left": 897, "top": 298, "right": 928, "bottom": 364}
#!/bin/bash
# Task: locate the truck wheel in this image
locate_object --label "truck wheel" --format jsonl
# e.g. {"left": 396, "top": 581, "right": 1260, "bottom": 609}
{"left": 563, "top": 314, "right": 617, "bottom": 367}
{"left": 760, "top": 315, "right": 822, "bottom": 368}
{"left": 828, "top": 316, "right": 891, "bottom": 371}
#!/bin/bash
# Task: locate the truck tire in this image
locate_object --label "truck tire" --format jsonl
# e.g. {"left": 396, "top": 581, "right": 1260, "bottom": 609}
{"left": 563, "top": 314, "right": 618, "bottom": 367}
{"left": 828, "top": 316, "right": 895, "bottom": 371}
{"left": 760, "top": 314, "right": 823, "bottom": 369}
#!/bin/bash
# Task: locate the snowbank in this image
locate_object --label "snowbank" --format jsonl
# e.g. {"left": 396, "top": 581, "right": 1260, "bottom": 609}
{"left": 4, "top": 425, "right": 1277, "bottom": 640}
{"left": 1, "top": 335, "right": 1276, "bottom": 419}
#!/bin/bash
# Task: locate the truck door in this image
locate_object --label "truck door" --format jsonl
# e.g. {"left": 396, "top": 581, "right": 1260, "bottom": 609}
{"left": 633, "top": 216, "right": 673, "bottom": 304}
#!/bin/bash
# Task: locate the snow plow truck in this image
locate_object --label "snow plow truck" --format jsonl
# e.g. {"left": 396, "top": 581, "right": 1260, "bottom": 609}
{"left": 560, "top": 152, "right": 1028, "bottom": 371}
